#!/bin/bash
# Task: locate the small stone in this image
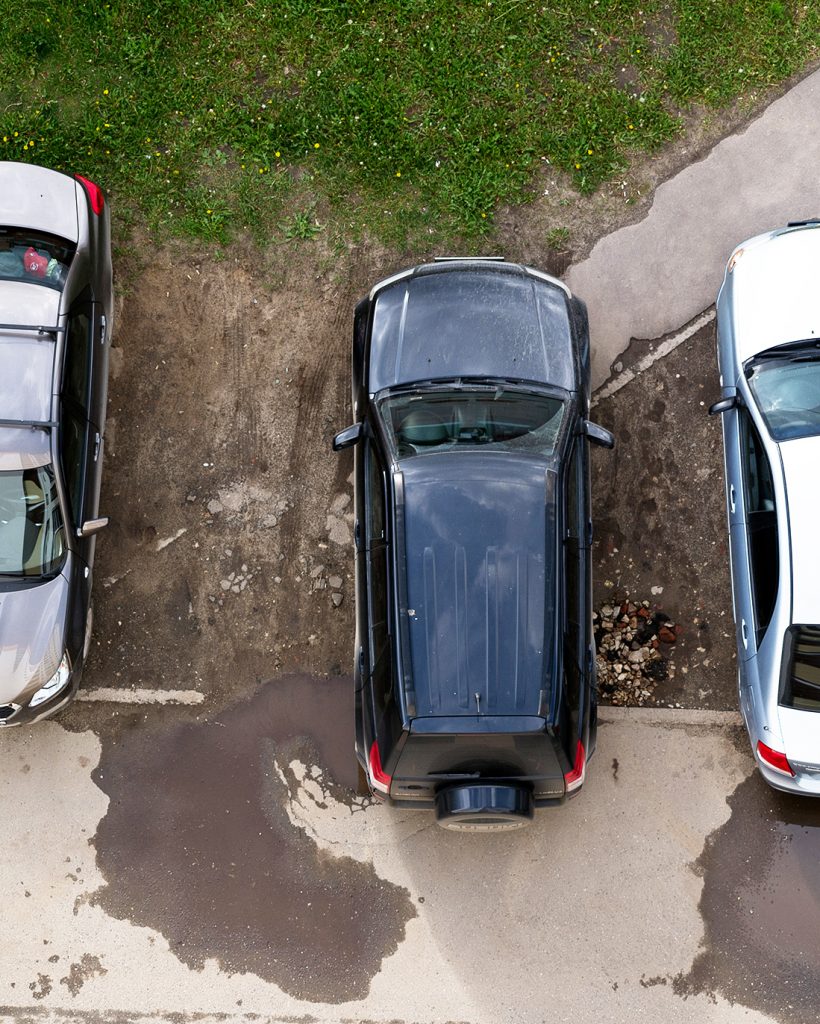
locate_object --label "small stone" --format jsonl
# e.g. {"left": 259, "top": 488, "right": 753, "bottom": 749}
{"left": 331, "top": 592, "right": 343, "bottom": 607}
{"left": 207, "top": 499, "right": 223, "bottom": 515}
{"left": 225, "top": 548, "right": 233, "bottom": 556}
{"left": 186, "top": 493, "right": 197, "bottom": 503}
{"left": 310, "top": 565, "right": 324, "bottom": 579}
{"left": 241, "top": 564, "right": 248, "bottom": 573}
{"left": 240, "top": 579, "right": 248, "bottom": 591}
{"left": 329, "top": 575, "right": 343, "bottom": 590}
{"left": 228, "top": 572, "right": 235, "bottom": 582}
{"left": 220, "top": 580, "right": 231, "bottom": 591}
{"left": 274, "top": 576, "right": 282, "bottom": 584}
{"left": 231, "top": 584, "right": 241, "bottom": 593}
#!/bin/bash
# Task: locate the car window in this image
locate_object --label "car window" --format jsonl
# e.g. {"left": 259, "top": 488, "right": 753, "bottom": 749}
{"left": 747, "top": 347, "right": 820, "bottom": 441}
{"left": 740, "top": 412, "right": 779, "bottom": 638}
{"left": 60, "top": 407, "right": 87, "bottom": 526}
{"left": 365, "top": 445, "right": 386, "bottom": 543}
{"left": 64, "top": 304, "right": 92, "bottom": 411}
{"left": 563, "top": 440, "right": 583, "bottom": 719}
{"left": 781, "top": 626, "right": 820, "bottom": 711}
{"left": 0, "top": 466, "right": 66, "bottom": 577}
{"left": 0, "top": 228, "right": 75, "bottom": 291}
{"left": 381, "top": 388, "right": 566, "bottom": 460}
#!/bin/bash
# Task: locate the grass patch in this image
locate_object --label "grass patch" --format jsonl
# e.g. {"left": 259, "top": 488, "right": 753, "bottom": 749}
{"left": 1, "top": 1, "right": 818, "bottom": 247}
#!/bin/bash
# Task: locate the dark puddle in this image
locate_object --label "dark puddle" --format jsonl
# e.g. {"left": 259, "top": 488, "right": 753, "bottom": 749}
{"left": 91, "top": 674, "right": 415, "bottom": 1003}
{"left": 678, "top": 772, "right": 820, "bottom": 1022}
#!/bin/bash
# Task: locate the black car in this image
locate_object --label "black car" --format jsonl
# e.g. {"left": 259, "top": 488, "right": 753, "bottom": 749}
{"left": 333, "top": 258, "right": 613, "bottom": 831}
{"left": 0, "top": 163, "right": 112, "bottom": 726}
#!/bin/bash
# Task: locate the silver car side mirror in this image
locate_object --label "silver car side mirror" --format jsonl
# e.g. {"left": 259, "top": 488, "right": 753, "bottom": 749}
{"left": 708, "top": 396, "right": 740, "bottom": 416}
{"left": 77, "top": 516, "right": 109, "bottom": 538}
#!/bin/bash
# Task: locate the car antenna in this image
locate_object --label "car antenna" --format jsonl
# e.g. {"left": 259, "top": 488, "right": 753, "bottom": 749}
{"left": 475, "top": 692, "right": 481, "bottom": 713}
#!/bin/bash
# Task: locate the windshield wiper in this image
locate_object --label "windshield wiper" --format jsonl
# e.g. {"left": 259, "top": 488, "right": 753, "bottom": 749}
{"left": 750, "top": 340, "right": 820, "bottom": 362}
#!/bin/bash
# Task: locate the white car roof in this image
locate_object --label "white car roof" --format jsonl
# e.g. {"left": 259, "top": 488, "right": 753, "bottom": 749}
{"left": 728, "top": 226, "right": 820, "bottom": 363}
{"left": 780, "top": 434, "right": 820, "bottom": 623}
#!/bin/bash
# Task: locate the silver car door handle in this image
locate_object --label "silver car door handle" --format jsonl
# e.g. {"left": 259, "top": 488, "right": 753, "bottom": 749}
{"left": 729, "top": 484, "right": 736, "bottom": 514}
{"left": 741, "top": 619, "right": 749, "bottom": 648}
{"left": 93, "top": 432, "right": 101, "bottom": 462}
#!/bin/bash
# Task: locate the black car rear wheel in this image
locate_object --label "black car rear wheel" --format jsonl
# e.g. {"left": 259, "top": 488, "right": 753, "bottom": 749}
{"left": 435, "top": 782, "right": 534, "bottom": 833}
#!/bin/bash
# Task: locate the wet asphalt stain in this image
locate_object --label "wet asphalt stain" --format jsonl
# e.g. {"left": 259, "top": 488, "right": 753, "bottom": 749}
{"left": 60, "top": 954, "right": 107, "bottom": 996}
{"left": 677, "top": 772, "right": 820, "bottom": 1022}
{"left": 91, "top": 674, "right": 415, "bottom": 1003}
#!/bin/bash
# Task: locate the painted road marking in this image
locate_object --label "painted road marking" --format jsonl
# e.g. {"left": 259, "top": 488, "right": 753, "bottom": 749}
{"left": 592, "top": 307, "right": 717, "bottom": 405}
{"left": 77, "top": 687, "right": 205, "bottom": 705}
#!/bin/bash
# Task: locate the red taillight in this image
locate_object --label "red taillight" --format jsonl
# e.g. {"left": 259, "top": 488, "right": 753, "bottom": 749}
{"left": 75, "top": 174, "right": 105, "bottom": 215}
{"left": 368, "top": 741, "right": 392, "bottom": 795}
{"left": 756, "top": 741, "right": 795, "bottom": 777}
{"left": 564, "top": 739, "right": 586, "bottom": 793}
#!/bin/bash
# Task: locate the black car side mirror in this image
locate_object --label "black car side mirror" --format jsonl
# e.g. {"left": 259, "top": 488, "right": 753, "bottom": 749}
{"left": 332, "top": 423, "right": 364, "bottom": 452}
{"left": 708, "top": 395, "right": 741, "bottom": 416}
{"left": 582, "top": 420, "right": 615, "bottom": 449}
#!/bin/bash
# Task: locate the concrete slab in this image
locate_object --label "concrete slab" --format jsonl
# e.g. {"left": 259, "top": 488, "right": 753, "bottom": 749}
{"left": 0, "top": 713, "right": 777, "bottom": 1024}
{"left": 566, "top": 68, "right": 820, "bottom": 387}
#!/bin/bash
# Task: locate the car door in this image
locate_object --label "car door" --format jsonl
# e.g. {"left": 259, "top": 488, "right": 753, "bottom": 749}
{"left": 729, "top": 409, "right": 779, "bottom": 667}
{"left": 62, "top": 296, "right": 105, "bottom": 568}
{"left": 721, "top": 405, "right": 756, "bottom": 664}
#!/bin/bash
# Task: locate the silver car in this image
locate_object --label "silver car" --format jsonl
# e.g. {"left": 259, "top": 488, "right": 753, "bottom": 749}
{"left": 0, "top": 162, "right": 112, "bottom": 725}
{"left": 711, "top": 219, "right": 820, "bottom": 793}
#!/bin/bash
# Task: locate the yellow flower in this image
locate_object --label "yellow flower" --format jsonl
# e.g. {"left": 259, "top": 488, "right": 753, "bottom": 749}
{"left": 313, "top": 142, "right": 320, "bottom": 149}
{"left": 207, "top": 208, "right": 212, "bottom": 214}
{"left": 103, "top": 89, "right": 109, "bottom": 95}
{"left": 575, "top": 162, "right": 581, "bottom": 169}
{"left": 587, "top": 148, "right": 593, "bottom": 154}
{"left": 481, "top": 213, "right": 486, "bottom": 219}
{"left": 396, "top": 171, "right": 401, "bottom": 177}
{"left": 275, "top": 150, "right": 280, "bottom": 158}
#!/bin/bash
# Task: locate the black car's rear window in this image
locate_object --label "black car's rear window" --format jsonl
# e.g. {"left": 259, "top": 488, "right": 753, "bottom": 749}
{"left": 0, "top": 227, "right": 75, "bottom": 291}
{"left": 780, "top": 625, "right": 820, "bottom": 711}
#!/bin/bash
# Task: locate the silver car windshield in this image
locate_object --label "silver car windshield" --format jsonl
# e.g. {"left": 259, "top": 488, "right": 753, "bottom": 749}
{"left": 0, "top": 466, "right": 66, "bottom": 577}
{"left": 380, "top": 386, "right": 566, "bottom": 460}
{"left": 747, "top": 345, "right": 820, "bottom": 441}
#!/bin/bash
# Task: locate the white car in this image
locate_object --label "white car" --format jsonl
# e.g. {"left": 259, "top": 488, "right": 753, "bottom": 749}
{"left": 711, "top": 219, "right": 820, "bottom": 793}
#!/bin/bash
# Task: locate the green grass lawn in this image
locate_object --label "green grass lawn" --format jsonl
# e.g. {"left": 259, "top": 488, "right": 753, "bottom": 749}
{"left": 1, "top": 0, "right": 817, "bottom": 248}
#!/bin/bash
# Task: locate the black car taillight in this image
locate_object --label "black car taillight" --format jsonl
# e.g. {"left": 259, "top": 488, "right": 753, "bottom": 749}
{"left": 75, "top": 174, "right": 105, "bottom": 215}
{"left": 368, "top": 741, "right": 392, "bottom": 796}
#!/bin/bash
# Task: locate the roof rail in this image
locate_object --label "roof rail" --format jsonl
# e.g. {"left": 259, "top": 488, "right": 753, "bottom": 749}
{"left": 0, "top": 323, "right": 64, "bottom": 337}
{"left": 433, "top": 255, "right": 505, "bottom": 262}
{"left": 0, "top": 418, "right": 58, "bottom": 430}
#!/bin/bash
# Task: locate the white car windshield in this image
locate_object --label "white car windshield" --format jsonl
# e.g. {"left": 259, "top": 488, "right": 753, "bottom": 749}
{"left": 746, "top": 344, "right": 820, "bottom": 441}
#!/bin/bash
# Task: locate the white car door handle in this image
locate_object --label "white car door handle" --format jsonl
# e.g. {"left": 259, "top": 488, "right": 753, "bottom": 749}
{"left": 741, "top": 619, "right": 749, "bottom": 648}
{"left": 730, "top": 484, "right": 736, "bottom": 514}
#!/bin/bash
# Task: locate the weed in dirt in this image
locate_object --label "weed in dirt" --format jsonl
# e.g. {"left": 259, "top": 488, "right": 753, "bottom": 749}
{"left": 1, "top": 1, "right": 819, "bottom": 246}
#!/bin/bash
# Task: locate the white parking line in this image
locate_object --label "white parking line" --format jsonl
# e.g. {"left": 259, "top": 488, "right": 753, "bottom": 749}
{"left": 77, "top": 687, "right": 205, "bottom": 705}
{"left": 592, "top": 307, "right": 716, "bottom": 405}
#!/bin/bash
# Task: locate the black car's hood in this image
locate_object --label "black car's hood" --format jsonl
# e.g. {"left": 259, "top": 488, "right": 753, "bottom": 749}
{"left": 0, "top": 569, "right": 68, "bottom": 704}
{"left": 369, "top": 265, "right": 575, "bottom": 392}
{"left": 399, "top": 451, "right": 557, "bottom": 719}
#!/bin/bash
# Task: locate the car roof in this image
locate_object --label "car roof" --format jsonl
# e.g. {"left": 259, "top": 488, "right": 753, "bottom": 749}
{"left": 0, "top": 162, "right": 80, "bottom": 242}
{"left": 0, "top": 281, "right": 61, "bottom": 426}
{"left": 779, "top": 435, "right": 820, "bottom": 623}
{"left": 368, "top": 261, "right": 576, "bottom": 394}
{"left": 398, "top": 451, "right": 556, "bottom": 720}
{"left": 722, "top": 225, "right": 820, "bottom": 363}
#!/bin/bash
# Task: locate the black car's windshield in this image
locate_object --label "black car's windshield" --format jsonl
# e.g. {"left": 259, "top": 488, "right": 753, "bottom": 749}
{"left": 380, "top": 385, "right": 567, "bottom": 459}
{"left": 746, "top": 342, "right": 820, "bottom": 441}
{"left": 0, "top": 465, "right": 66, "bottom": 577}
